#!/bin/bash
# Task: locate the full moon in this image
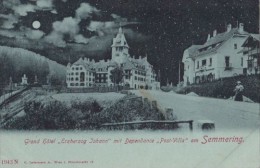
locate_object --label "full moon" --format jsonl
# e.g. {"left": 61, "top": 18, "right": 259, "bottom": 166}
{"left": 32, "top": 21, "right": 41, "bottom": 29}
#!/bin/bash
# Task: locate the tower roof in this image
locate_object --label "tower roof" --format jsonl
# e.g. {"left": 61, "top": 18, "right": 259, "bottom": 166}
{"left": 111, "top": 27, "right": 129, "bottom": 48}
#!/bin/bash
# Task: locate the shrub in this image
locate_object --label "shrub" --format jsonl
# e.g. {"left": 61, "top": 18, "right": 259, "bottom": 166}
{"left": 177, "top": 74, "right": 260, "bottom": 102}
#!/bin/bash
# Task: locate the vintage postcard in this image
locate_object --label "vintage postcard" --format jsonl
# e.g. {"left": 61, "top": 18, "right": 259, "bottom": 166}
{"left": 0, "top": 0, "right": 259, "bottom": 167}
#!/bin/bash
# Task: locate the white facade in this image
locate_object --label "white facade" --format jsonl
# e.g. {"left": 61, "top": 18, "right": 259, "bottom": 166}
{"left": 240, "top": 34, "right": 260, "bottom": 75}
{"left": 111, "top": 27, "right": 130, "bottom": 64}
{"left": 182, "top": 23, "right": 249, "bottom": 86}
{"left": 66, "top": 27, "right": 160, "bottom": 89}
{"left": 21, "top": 74, "right": 28, "bottom": 85}
{"left": 66, "top": 58, "right": 95, "bottom": 88}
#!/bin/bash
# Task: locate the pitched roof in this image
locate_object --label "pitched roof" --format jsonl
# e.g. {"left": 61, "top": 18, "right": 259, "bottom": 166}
{"left": 239, "top": 33, "right": 260, "bottom": 50}
{"left": 94, "top": 60, "right": 117, "bottom": 71}
{"left": 187, "top": 28, "right": 249, "bottom": 58}
{"left": 72, "top": 58, "right": 95, "bottom": 72}
{"left": 122, "top": 58, "right": 146, "bottom": 71}
{"left": 250, "top": 34, "right": 260, "bottom": 41}
{"left": 186, "top": 45, "right": 203, "bottom": 58}
{"left": 111, "top": 27, "right": 129, "bottom": 48}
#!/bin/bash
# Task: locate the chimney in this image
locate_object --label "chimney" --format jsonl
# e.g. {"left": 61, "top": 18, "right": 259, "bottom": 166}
{"left": 213, "top": 30, "right": 217, "bottom": 37}
{"left": 227, "top": 24, "right": 232, "bottom": 32}
{"left": 207, "top": 34, "right": 211, "bottom": 41}
{"left": 239, "top": 23, "right": 244, "bottom": 33}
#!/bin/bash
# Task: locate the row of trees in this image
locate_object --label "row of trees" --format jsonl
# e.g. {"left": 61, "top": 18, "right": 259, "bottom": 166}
{"left": 0, "top": 46, "right": 66, "bottom": 90}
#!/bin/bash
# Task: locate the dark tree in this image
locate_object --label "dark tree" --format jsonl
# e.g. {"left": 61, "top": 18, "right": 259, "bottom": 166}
{"left": 109, "top": 67, "right": 124, "bottom": 85}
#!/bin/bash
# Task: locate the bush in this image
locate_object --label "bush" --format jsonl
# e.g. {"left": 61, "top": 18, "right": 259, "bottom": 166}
{"left": 92, "top": 96, "right": 165, "bottom": 125}
{"left": 177, "top": 75, "right": 260, "bottom": 102}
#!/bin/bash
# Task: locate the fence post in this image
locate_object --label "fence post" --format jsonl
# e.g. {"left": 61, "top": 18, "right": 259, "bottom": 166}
{"left": 151, "top": 100, "right": 157, "bottom": 109}
{"left": 165, "top": 108, "right": 174, "bottom": 120}
{"left": 142, "top": 97, "right": 148, "bottom": 106}
{"left": 189, "top": 120, "right": 193, "bottom": 131}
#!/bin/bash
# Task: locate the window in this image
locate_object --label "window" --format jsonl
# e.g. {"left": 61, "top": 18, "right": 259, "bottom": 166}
{"left": 70, "top": 77, "right": 74, "bottom": 81}
{"left": 76, "top": 67, "right": 79, "bottom": 70}
{"left": 241, "top": 57, "right": 243, "bottom": 67}
{"left": 80, "top": 67, "right": 83, "bottom": 70}
{"left": 80, "top": 72, "right": 85, "bottom": 82}
{"left": 202, "top": 59, "right": 206, "bottom": 66}
{"left": 225, "top": 56, "right": 230, "bottom": 67}
{"left": 209, "top": 58, "right": 212, "bottom": 66}
{"left": 135, "top": 76, "right": 137, "bottom": 80}
{"left": 75, "top": 72, "right": 79, "bottom": 75}
{"left": 70, "top": 83, "right": 74, "bottom": 86}
{"left": 196, "top": 61, "right": 199, "bottom": 69}
{"left": 75, "top": 77, "right": 79, "bottom": 81}
{"left": 234, "top": 43, "right": 237, "bottom": 49}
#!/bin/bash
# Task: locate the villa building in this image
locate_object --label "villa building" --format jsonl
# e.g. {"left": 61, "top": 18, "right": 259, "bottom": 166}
{"left": 182, "top": 23, "right": 250, "bottom": 86}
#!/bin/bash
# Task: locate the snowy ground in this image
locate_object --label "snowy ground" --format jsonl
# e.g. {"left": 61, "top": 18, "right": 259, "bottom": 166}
{"left": 131, "top": 90, "right": 260, "bottom": 131}
{"left": 52, "top": 92, "right": 125, "bottom": 106}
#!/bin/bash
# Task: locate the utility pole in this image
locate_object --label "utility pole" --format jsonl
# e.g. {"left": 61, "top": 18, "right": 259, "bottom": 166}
{"left": 178, "top": 61, "right": 181, "bottom": 84}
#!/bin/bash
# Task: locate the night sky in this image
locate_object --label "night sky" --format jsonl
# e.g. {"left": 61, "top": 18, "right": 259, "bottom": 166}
{"left": 0, "top": 0, "right": 259, "bottom": 85}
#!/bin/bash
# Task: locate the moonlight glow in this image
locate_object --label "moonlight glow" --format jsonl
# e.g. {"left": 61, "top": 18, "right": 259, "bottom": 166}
{"left": 32, "top": 21, "right": 41, "bottom": 29}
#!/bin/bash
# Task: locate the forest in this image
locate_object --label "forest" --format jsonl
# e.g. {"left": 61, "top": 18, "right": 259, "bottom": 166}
{"left": 0, "top": 46, "right": 66, "bottom": 93}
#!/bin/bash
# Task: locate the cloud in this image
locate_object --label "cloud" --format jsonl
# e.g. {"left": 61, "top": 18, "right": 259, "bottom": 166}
{"left": 36, "top": 0, "right": 53, "bottom": 8}
{"left": 23, "top": 28, "right": 45, "bottom": 40}
{"left": 74, "top": 34, "right": 89, "bottom": 44}
{"left": 88, "top": 21, "right": 116, "bottom": 31}
{"left": 44, "top": 31, "right": 66, "bottom": 47}
{"left": 0, "top": 14, "right": 19, "bottom": 29}
{"left": 2, "top": 0, "right": 21, "bottom": 9}
{"left": 45, "top": 3, "right": 99, "bottom": 47}
{"left": 12, "top": 4, "right": 35, "bottom": 16}
{"left": 53, "top": 17, "right": 79, "bottom": 36}
{"left": 111, "top": 13, "right": 128, "bottom": 23}
{"left": 0, "top": 27, "right": 45, "bottom": 40}
{"left": 75, "top": 3, "right": 100, "bottom": 20}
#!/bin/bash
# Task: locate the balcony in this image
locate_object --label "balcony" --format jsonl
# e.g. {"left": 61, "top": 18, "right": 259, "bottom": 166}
{"left": 224, "top": 63, "right": 232, "bottom": 70}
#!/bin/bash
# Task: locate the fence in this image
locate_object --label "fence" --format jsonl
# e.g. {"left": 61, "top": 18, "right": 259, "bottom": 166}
{"left": 100, "top": 120, "right": 194, "bottom": 131}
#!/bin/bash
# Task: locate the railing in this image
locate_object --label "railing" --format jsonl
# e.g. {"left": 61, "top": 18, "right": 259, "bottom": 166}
{"left": 100, "top": 120, "right": 194, "bottom": 131}
{"left": 224, "top": 63, "right": 232, "bottom": 70}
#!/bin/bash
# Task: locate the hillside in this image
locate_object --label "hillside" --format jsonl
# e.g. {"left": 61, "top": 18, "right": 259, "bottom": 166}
{"left": 0, "top": 46, "right": 66, "bottom": 86}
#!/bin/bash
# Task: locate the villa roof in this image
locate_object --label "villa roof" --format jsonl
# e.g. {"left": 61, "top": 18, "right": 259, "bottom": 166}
{"left": 73, "top": 58, "right": 95, "bottom": 72}
{"left": 187, "top": 28, "right": 249, "bottom": 58}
